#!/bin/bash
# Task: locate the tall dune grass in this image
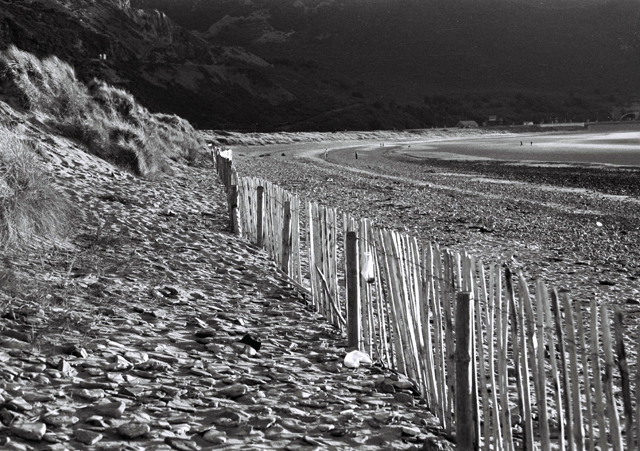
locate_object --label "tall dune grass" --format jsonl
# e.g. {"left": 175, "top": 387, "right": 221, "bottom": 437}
{"left": 0, "top": 46, "right": 205, "bottom": 177}
{"left": 0, "top": 125, "right": 70, "bottom": 249}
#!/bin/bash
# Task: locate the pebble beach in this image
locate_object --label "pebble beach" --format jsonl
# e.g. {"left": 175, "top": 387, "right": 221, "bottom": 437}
{"left": 0, "top": 131, "right": 451, "bottom": 450}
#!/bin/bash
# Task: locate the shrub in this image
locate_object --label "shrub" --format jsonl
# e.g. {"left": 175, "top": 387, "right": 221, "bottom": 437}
{"left": 0, "top": 125, "right": 70, "bottom": 249}
{"left": 0, "top": 46, "right": 206, "bottom": 177}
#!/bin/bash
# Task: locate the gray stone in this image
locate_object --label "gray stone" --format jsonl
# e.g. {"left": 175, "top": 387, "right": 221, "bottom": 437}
{"left": 324, "top": 361, "right": 342, "bottom": 373}
{"left": 210, "top": 408, "right": 250, "bottom": 428}
{"left": 279, "top": 418, "right": 308, "bottom": 433}
{"left": 22, "top": 392, "right": 55, "bottom": 403}
{"left": 94, "top": 401, "right": 126, "bottom": 418}
{"left": 117, "top": 422, "right": 150, "bottom": 439}
{"left": 74, "top": 429, "right": 103, "bottom": 445}
{"left": 124, "top": 351, "right": 149, "bottom": 364}
{"left": 160, "top": 385, "right": 184, "bottom": 397}
{"left": 402, "top": 425, "right": 421, "bottom": 436}
{"left": 136, "top": 359, "right": 172, "bottom": 372}
{"left": 43, "top": 415, "right": 79, "bottom": 427}
{"left": 57, "top": 360, "right": 77, "bottom": 377}
{"left": 392, "top": 379, "right": 414, "bottom": 389}
{"left": 164, "top": 437, "right": 199, "bottom": 450}
{"left": 8, "top": 397, "right": 33, "bottom": 412}
{"left": 203, "top": 429, "right": 227, "bottom": 444}
{"left": 393, "top": 392, "right": 414, "bottom": 404}
{"left": 249, "top": 415, "right": 277, "bottom": 430}
{"left": 423, "top": 435, "right": 454, "bottom": 451}
{"left": 77, "top": 388, "right": 106, "bottom": 401}
{"left": 1, "top": 437, "right": 32, "bottom": 451}
{"left": 218, "top": 384, "right": 248, "bottom": 399}
{"left": 10, "top": 421, "right": 47, "bottom": 441}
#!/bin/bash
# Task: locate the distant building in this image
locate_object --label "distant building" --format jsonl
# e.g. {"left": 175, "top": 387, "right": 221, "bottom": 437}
{"left": 456, "top": 120, "right": 479, "bottom": 128}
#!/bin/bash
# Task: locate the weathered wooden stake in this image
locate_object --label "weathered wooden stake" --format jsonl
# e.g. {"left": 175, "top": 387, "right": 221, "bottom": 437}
{"left": 551, "top": 289, "right": 573, "bottom": 451}
{"left": 601, "top": 305, "right": 623, "bottom": 451}
{"left": 614, "top": 306, "right": 634, "bottom": 451}
{"left": 346, "top": 231, "right": 361, "bottom": 349}
{"left": 562, "top": 293, "right": 584, "bottom": 451}
{"left": 256, "top": 186, "right": 264, "bottom": 248}
{"left": 228, "top": 185, "right": 239, "bottom": 234}
{"left": 281, "top": 201, "right": 291, "bottom": 274}
{"left": 455, "top": 291, "right": 474, "bottom": 451}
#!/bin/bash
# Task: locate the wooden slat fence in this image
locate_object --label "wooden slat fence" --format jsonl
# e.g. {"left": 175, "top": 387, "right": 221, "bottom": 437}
{"left": 216, "top": 149, "right": 301, "bottom": 283}
{"left": 215, "top": 148, "right": 638, "bottom": 450}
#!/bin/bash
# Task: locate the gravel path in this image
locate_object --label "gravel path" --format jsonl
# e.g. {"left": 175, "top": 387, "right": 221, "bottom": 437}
{"left": 234, "top": 138, "right": 640, "bottom": 338}
{"left": 0, "top": 131, "right": 447, "bottom": 450}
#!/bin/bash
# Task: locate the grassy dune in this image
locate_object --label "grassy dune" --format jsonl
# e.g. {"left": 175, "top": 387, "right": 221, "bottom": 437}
{"left": 0, "top": 46, "right": 208, "bottom": 249}
{"left": 0, "top": 125, "right": 70, "bottom": 249}
{"left": 0, "top": 45, "right": 206, "bottom": 178}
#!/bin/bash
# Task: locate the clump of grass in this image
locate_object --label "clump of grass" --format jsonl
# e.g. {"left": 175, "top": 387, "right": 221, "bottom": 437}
{"left": 0, "top": 125, "right": 71, "bottom": 249}
{"left": 0, "top": 45, "right": 206, "bottom": 177}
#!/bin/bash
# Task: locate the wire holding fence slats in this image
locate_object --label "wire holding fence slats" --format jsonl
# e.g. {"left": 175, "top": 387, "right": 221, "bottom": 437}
{"left": 216, "top": 148, "right": 639, "bottom": 449}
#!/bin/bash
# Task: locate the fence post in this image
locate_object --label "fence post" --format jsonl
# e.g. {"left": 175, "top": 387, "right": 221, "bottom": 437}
{"left": 281, "top": 201, "right": 291, "bottom": 274}
{"left": 455, "top": 291, "right": 474, "bottom": 451}
{"left": 256, "top": 186, "right": 264, "bottom": 248}
{"left": 346, "top": 231, "right": 361, "bottom": 349}
{"left": 228, "top": 185, "right": 239, "bottom": 234}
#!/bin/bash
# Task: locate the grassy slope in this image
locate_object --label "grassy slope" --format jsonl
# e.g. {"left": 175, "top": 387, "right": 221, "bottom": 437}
{"left": 0, "top": 46, "right": 207, "bottom": 249}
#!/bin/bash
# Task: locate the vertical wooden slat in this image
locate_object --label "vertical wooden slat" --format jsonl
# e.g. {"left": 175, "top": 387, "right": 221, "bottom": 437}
{"left": 281, "top": 200, "right": 291, "bottom": 274}
{"left": 422, "top": 242, "right": 437, "bottom": 408}
{"left": 575, "top": 305, "right": 594, "bottom": 451}
{"left": 535, "top": 278, "right": 551, "bottom": 451}
{"left": 514, "top": 269, "right": 534, "bottom": 451}
{"left": 561, "top": 292, "right": 584, "bottom": 451}
{"left": 497, "top": 265, "right": 514, "bottom": 451}
{"left": 614, "top": 306, "right": 633, "bottom": 451}
{"left": 444, "top": 251, "right": 456, "bottom": 436}
{"left": 544, "top": 284, "right": 564, "bottom": 451}
{"left": 474, "top": 259, "right": 490, "bottom": 451}
{"left": 590, "top": 298, "right": 608, "bottom": 451}
{"left": 484, "top": 261, "right": 503, "bottom": 451}
{"left": 505, "top": 267, "right": 529, "bottom": 451}
{"left": 518, "top": 272, "right": 541, "bottom": 451}
{"left": 462, "top": 254, "right": 479, "bottom": 451}
{"left": 455, "top": 291, "right": 474, "bottom": 451}
{"left": 358, "top": 219, "right": 370, "bottom": 354}
{"left": 433, "top": 244, "right": 448, "bottom": 431}
{"left": 408, "top": 236, "right": 425, "bottom": 392}
{"left": 346, "top": 231, "right": 360, "bottom": 349}
{"left": 328, "top": 207, "right": 339, "bottom": 327}
{"left": 601, "top": 305, "right": 623, "bottom": 451}
{"left": 318, "top": 205, "right": 328, "bottom": 321}
{"left": 551, "top": 289, "right": 573, "bottom": 451}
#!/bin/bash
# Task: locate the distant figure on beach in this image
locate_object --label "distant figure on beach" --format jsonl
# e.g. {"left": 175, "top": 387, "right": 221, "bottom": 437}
{"left": 355, "top": 151, "right": 358, "bottom": 159}
{"left": 325, "top": 149, "right": 327, "bottom": 159}
{"left": 520, "top": 141, "right": 523, "bottom": 146}
{"left": 530, "top": 142, "right": 533, "bottom": 146}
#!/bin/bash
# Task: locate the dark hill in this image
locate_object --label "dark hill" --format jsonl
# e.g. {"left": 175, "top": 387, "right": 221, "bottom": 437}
{"left": 2, "top": 0, "right": 639, "bottom": 130}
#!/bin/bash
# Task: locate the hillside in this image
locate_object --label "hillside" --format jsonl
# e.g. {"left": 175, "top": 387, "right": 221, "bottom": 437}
{"left": 133, "top": 0, "right": 640, "bottom": 127}
{"left": 2, "top": 0, "right": 638, "bottom": 131}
